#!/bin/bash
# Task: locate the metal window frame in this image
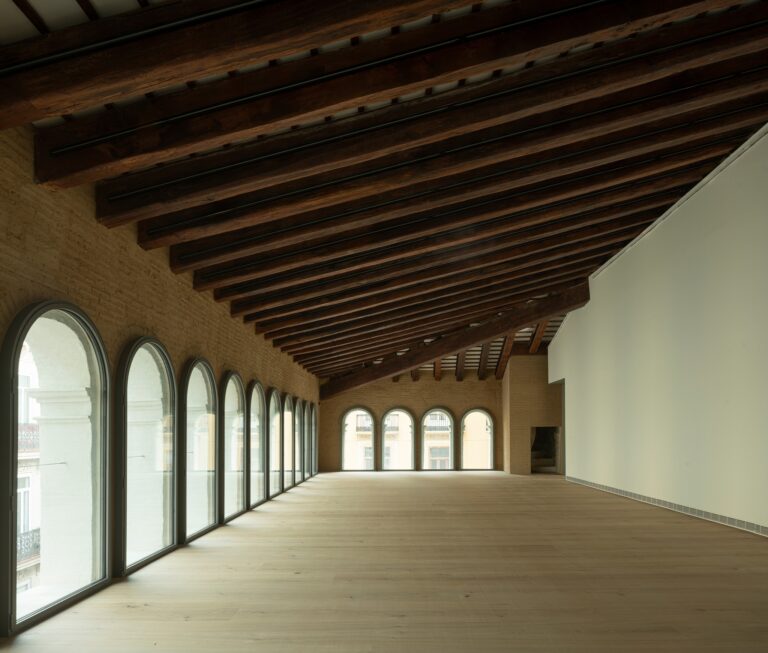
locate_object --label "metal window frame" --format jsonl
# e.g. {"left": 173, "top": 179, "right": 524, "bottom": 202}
{"left": 116, "top": 337, "right": 179, "bottom": 576}
{"left": 266, "top": 389, "right": 283, "bottom": 498}
{"left": 380, "top": 407, "right": 416, "bottom": 472}
{"left": 459, "top": 408, "right": 496, "bottom": 471}
{"left": 339, "top": 406, "right": 376, "bottom": 471}
{"left": 419, "top": 407, "right": 457, "bottom": 471}
{"left": 0, "top": 301, "right": 110, "bottom": 637}
{"left": 219, "top": 372, "right": 248, "bottom": 524}
{"left": 247, "top": 381, "right": 268, "bottom": 509}
{"left": 293, "top": 398, "right": 304, "bottom": 485}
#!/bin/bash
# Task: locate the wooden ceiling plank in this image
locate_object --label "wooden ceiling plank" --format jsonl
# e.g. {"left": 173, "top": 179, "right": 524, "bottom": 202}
{"left": 2, "top": 0, "right": 477, "bottom": 128}
{"left": 139, "top": 62, "right": 768, "bottom": 249}
{"left": 192, "top": 142, "right": 732, "bottom": 290}
{"left": 495, "top": 334, "right": 516, "bottom": 380}
{"left": 319, "top": 283, "right": 590, "bottom": 398}
{"left": 96, "top": 4, "right": 768, "bottom": 218}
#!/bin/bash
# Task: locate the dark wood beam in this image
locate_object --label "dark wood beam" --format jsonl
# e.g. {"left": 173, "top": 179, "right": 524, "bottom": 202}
{"left": 433, "top": 359, "right": 442, "bottom": 381}
{"left": 1, "top": 0, "right": 475, "bottom": 128}
{"left": 76, "top": 0, "right": 100, "bottom": 21}
{"left": 193, "top": 144, "right": 729, "bottom": 291}
{"left": 93, "top": 3, "right": 768, "bottom": 211}
{"left": 226, "top": 217, "right": 655, "bottom": 316}
{"left": 138, "top": 62, "right": 768, "bottom": 249}
{"left": 456, "top": 351, "right": 466, "bottom": 382}
{"left": 495, "top": 334, "right": 516, "bottom": 380}
{"left": 477, "top": 343, "right": 491, "bottom": 380}
{"left": 287, "top": 273, "right": 594, "bottom": 357}
{"left": 12, "top": 0, "right": 48, "bottom": 34}
{"left": 529, "top": 321, "right": 549, "bottom": 354}
{"left": 319, "top": 283, "right": 589, "bottom": 398}
{"left": 410, "top": 368, "right": 420, "bottom": 382}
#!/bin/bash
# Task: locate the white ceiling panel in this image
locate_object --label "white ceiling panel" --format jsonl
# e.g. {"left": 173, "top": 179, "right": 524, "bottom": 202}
{"left": 28, "top": 0, "right": 87, "bottom": 30}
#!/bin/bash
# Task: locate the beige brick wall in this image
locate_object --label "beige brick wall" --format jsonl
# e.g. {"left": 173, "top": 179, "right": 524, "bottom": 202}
{"left": 502, "top": 356, "right": 563, "bottom": 474}
{"left": 319, "top": 375, "right": 503, "bottom": 471}
{"left": 0, "top": 126, "right": 318, "bottom": 404}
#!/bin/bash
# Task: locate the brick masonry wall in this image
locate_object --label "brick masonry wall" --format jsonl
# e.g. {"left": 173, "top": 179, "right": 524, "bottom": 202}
{"left": 319, "top": 375, "right": 503, "bottom": 471}
{"left": 502, "top": 355, "right": 563, "bottom": 474}
{"left": 0, "top": 126, "right": 318, "bottom": 405}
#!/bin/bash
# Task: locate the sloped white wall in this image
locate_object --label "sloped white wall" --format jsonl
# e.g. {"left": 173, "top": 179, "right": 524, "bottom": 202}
{"left": 548, "top": 126, "right": 768, "bottom": 527}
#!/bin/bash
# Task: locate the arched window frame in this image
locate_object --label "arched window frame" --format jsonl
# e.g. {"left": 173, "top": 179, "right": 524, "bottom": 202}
{"left": 220, "top": 371, "right": 246, "bottom": 523}
{"left": 312, "top": 404, "right": 319, "bottom": 476}
{"left": 380, "top": 407, "right": 416, "bottom": 471}
{"left": 303, "top": 402, "right": 312, "bottom": 479}
{"left": 0, "top": 301, "right": 110, "bottom": 636}
{"left": 459, "top": 408, "right": 495, "bottom": 471}
{"left": 340, "top": 406, "right": 376, "bottom": 471}
{"left": 247, "top": 381, "right": 267, "bottom": 509}
{"left": 420, "top": 407, "right": 456, "bottom": 471}
{"left": 117, "top": 338, "right": 178, "bottom": 575}
{"left": 266, "top": 389, "right": 283, "bottom": 497}
{"left": 179, "top": 358, "right": 218, "bottom": 544}
{"left": 282, "top": 394, "right": 295, "bottom": 490}
{"left": 294, "top": 398, "right": 304, "bottom": 484}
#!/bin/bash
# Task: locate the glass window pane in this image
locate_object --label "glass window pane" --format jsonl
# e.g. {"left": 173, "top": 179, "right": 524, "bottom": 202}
{"left": 303, "top": 404, "right": 311, "bottom": 478}
{"left": 422, "top": 410, "right": 454, "bottom": 470}
{"left": 283, "top": 397, "right": 294, "bottom": 489}
{"left": 126, "top": 343, "right": 174, "bottom": 567}
{"left": 342, "top": 409, "right": 374, "bottom": 470}
{"left": 16, "top": 309, "right": 105, "bottom": 620}
{"left": 383, "top": 410, "right": 414, "bottom": 470}
{"left": 249, "top": 385, "right": 265, "bottom": 506}
{"left": 268, "top": 393, "right": 281, "bottom": 497}
{"left": 185, "top": 364, "right": 216, "bottom": 538}
{"left": 312, "top": 406, "right": 318, "bottom": 475}
{"left": 461, "top": 410, "right": 493, "bottom": 470}
{"left": 294, "top": 401, "right": 303, "bottom": 482}
{"left": 223, "top": 377, "right": 245, "bottom": 518}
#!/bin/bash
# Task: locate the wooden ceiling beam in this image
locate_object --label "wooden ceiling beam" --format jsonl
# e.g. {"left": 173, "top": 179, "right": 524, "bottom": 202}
{"left": 319, "top": 284, "right": 590, "bottom": 399}
{"left": 477, "top": 343, "right": 491, "bottom": 381}
{"left": 529, "top": 321, "right": 549, "bottom": 354}
{"left": 193, "top": 144, "right": 729, "bottom": 291}
{"left": 95, "top": 4, "right": 768, "bottom": 221}
{"left": 410, "top": 368, "right": 420, "bottom": 382}
{"left": 1, "top": 0, "right": 475, "bottom": 128}
{"left": 203, "top": 163, "right": 712, "bottom": 303}
{"left": 456, "top": 352, "right": 466, "bottom": 382}
{"left": 279, "top": 264, "right": 598, "bottom": 351}
{"left": 495, "top": 334, "right": 517, "bottom": 380}
{"left": 225, "top": 216, "right": 656, "bottom": 314}
{"left": 249, "top": 246, "right": 618, "bottom": 331}
{"left": 433, "top": 359, "right": 442, "bottom": 382}
{"left": 138, "top": 61, "right": 768, "bottom": 249}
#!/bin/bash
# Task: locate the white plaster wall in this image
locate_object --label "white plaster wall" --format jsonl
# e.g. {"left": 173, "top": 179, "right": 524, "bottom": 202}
{"left": 548, "top": 126, "right": 768, "bottom": 527}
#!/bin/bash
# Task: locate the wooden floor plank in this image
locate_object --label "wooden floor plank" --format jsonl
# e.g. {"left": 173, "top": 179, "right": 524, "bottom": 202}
{"left": 2, "top": 473, "right": 767, "bottom": 652}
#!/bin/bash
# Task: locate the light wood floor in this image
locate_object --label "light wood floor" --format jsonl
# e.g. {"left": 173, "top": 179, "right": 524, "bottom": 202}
{"left": 2, "top": 473, "right": 768, "bottom": 652}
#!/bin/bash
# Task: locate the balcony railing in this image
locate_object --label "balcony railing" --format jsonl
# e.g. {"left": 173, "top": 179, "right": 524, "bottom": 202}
{"left": 19, "top": 423, "right": 39, "bottom": 453}
{"left": 17, "top": 528, "right": 40, "bottom": 562}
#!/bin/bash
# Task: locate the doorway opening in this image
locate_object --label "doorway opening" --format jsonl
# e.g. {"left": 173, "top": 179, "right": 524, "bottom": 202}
{"left": 531, "top": 427, "right": 561, "bottom": 474}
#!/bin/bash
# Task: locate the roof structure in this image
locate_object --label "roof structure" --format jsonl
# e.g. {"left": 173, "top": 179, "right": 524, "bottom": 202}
{"left": 2, "top": 0, "right": 766, "bottom": 396}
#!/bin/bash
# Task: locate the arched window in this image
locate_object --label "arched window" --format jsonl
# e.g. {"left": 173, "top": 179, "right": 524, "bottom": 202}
{"left": 183, "top": 360, "right": 216, "bottom": 540}
{"left": 2, "top": 303, "right": 108, "bottom": 627}
{"left": 222, "top": 373, "right": 245, "bottom": 519}
{"left": 122, "top": 339, "right": 176, "bottom": 570}
{"left": 294, "top": 399, "right": 304, "bottom": 483}
{"left": 249, "top": 382, "right": 266, "bottom": 507}
{"left": 382, "top": 409, "right": 415, "bottom": 471}
{"left": 461, "top": 409, "right": 494, "bottom": 470}
{"left": 267, "top": 390, "right": 282, "bottom": 497}
{"left": 312, "top": 404, "right": 319, "bottom": 476}
{"left": 303, "top": 402, "right": 311, "bottom": 478}
{"left": 421, "top": 409, "right": 454, "bottom": 470}
{"left": 342, "top": 408, "right": 375, "bottom": 471}
{"left": 283, "top": 395, "right": 294, "bottom": 489}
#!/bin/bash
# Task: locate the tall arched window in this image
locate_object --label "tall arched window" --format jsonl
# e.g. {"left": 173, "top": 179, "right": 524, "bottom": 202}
{"left": 122, "top": 339, "right": 175, "bottom": 571}
{"left": 461, "top": 409, "right": 494, "bottom": 470}
{"left": 183, "top": 360, "right": 216, "bottom": 540}
{"left": 421, "top": 409, "right": 454, "bottom": 470}
{"left": 267, "top": 390, "right": 282, "bottom": 497}
{"left": 294, "top": 399, "right": 304, "bottom": 483}
{"left": 382, "top": 409, "right": 415, "bottom": 471}
{"left": 303, "top": 402, "right": 311, "bottom": 478}
{"left": 342, "top": 408, "right": 375, "bottom": 470}
{"left": 2, "top": 303, "right": 108, "bottom": 628}
{"left": 249, "top": 382, "right": 266, "bottom": 507}
{"left": 283, "top": 395, "right": 294, "bottom": 489}
{"left": 222, "top": 373, "right": 245, "bottom": 520}
{"left": 312, "top": 404, "right": 318, "bottom": 476}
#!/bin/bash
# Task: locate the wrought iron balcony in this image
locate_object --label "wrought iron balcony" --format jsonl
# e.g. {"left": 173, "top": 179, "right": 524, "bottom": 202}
{"left": 17, "top": 528, "right": 40, "bottom": 562}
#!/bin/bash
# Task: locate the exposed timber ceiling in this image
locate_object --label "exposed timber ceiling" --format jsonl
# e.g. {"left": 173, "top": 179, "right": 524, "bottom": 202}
{"left": 1, "top": 0, "right": 766, "bottom": 397}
